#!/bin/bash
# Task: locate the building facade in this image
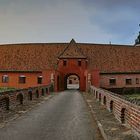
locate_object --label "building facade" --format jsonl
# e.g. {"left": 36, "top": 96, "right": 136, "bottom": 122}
{"left": 0, "top": 34, "right": 140, "bottom": 93}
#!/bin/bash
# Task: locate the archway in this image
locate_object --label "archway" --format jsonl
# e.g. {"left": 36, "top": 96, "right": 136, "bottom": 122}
{"left": 41, "top": 89, "right": 44, "bottom": 96}
{"left": 96, "top": 91, "right": 98, "bottom": 99}
{"left": 16, "top": 93, "right": 23, "bottom": 105}
{"left": 64, "top": 74, "right": 80, "bottom": 90}
{"left": 46, "top": 88, "right": 48, "bottom": 94}
{"left": 28, "top": 91, "right": 32, "bottom": 100}
{"left": 36, "top": 90, "right": 39, "bottom": 98}
{"left": 121, "top": 108, "right": 126, "bottom": 124}
{"left": 103, "top": 96, "right": 106, "bottom": 105}
{"left": 110, "top": 100, "right": 114, "bottom": 112}
{"left": 57, "top": 76, "right": 60, "bottom": 91}
{"left": 0, "top": 97, "right": 9, "bottom": 110}
{"left": 99, "top": 93, "right": 101, "bottom": 102}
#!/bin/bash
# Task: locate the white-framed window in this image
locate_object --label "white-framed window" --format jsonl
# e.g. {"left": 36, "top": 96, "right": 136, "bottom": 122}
{"left": 2, "top": 75, "right": 9, "bottom": 83}
{"left": 109, "top": 78, "right": 116, "bottom": 85}
{"left": 125, "top": 78, "right": 132, "bottom": 85}
{"left": 19, "top": 75, "right": 26, "bottom": 84}
{"left": 37, "top": 76, "right": 42, "bottom": 84}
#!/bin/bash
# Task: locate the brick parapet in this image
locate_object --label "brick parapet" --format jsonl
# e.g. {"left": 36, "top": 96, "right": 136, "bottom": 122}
{"left": 0, "top": 84, "right": 53, "bottom": 111}
{"left": 90, "top": 85, "right": 140, "bottom": 137}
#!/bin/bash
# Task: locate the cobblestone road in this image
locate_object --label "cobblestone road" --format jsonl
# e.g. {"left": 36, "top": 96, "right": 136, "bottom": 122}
{"left": 0, "top": 90, "right": 99, "bottom": 140}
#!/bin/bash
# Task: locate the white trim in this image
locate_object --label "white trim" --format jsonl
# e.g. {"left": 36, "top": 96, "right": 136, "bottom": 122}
{"left": 19, "top": 75, "right": 26, "bottom": 77}
{"left": 3, "top": 75, "right": 8, "bottom": 77}
{"left": 110, "top": 78, "right": 116, "bottom": 79}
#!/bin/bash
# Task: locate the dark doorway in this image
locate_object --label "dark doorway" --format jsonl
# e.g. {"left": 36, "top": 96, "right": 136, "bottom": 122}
{"left": 69, "top": 80, "right": 72, "bottom": 84}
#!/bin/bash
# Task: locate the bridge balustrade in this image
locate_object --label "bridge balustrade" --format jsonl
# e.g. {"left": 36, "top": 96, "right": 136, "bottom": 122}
{"left": 0, "top": 84, "right": 53, "bottom": 112}
{"left": 90, "top": 85, "right": 140, "bottom": 137}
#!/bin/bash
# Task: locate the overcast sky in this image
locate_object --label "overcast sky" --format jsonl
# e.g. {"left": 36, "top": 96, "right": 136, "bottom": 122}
{"left": 0, "top": 0, "right": 140, "bottom": 45}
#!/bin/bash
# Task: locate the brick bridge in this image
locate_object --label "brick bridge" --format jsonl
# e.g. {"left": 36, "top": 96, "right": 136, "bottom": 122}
{"left": 0, "top": 84, "right": 140, "bottom": 137}
{"left": 90, "top": 85, "right": 140, "bottom": 137}
{"left": 0, "top": 84, "right": 53, "bottom": 111}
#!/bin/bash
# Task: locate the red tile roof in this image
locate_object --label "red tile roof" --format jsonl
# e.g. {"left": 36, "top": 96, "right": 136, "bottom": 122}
{"left": 58, "top": 39, "right": 86, "bottom": 59}
{"left": 0, "top": 40, "right": 139, "bottom": 73}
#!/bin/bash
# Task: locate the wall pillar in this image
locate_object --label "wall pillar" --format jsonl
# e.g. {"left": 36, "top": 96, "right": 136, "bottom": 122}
{"left": 91, "top": 70, "right": 100, "bottom": 87}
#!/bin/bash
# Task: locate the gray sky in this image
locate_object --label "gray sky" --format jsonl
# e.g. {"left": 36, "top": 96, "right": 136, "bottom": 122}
{"left": 0, "top": 0, "right": 140, "bottom": 44}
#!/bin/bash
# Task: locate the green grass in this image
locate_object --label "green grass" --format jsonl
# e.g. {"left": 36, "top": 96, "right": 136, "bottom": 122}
{"left": 125, "top": 94, "right": 140, "bottom": 100}
{"left": 0, "top": 87, "right": 16, "bottom": 93}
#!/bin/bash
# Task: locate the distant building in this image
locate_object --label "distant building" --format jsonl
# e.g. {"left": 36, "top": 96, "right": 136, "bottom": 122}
{"left": 67, "top": 75, "right": 79, "bottom": 84}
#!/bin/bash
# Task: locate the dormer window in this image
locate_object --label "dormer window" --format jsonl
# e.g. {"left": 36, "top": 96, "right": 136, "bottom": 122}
{"left": 63, "top": 60, "right": 67, "bottom": 66}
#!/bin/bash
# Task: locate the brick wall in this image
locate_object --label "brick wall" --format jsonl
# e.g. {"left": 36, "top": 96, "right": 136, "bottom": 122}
{"left": 0, "top": 72, "right": 43, "bottom": 89}
{"left": 0, "top": 71, "right": 55, "bottom": 89}
{"left": 90, "top": 85, "right": 140, "bottom": 137}
{"left": 0, "top": 84, "right": 53, "bottom": 112}
{"left": 100, "top": 73, "right": 140, "bottom": 89}
{"left": 57, "top": 59, "right": 87, "bottom": 91}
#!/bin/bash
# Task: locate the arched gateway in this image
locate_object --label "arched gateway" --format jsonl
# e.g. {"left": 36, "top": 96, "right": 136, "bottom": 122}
{"left": 54, "top": 39, "right": 88, "bottom": 91}
{"left": 65, "top": 74, "right": 80, "bottom": 90}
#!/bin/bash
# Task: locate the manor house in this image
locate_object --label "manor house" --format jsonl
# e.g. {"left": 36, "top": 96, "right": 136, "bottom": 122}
{"left": 0, "top": 33, "right": 140, "bottom": 93}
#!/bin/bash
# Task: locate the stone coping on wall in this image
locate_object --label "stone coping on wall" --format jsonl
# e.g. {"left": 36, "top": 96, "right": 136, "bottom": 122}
{"left": 92, "top": 86, "right": 140, "bottom": 106}
{"left": 90, "top": 85, "right": 140, "bottom": 138}
{"left": 0, "top": 84, "right": 52, "bottom": 97}
{"left": 83, "top": 92, "right": 137, "bottom": 140}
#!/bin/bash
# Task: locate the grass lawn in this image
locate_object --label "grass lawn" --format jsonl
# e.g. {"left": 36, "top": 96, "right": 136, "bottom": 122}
{"left": 125, "top": 94, "right": 140, "bottom": 100}
{"left": 0, "top": 87, "right": 16, "bottom": 93}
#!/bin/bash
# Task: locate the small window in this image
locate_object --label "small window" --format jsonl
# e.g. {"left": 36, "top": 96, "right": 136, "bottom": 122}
{"left": 78, "top": 60, "right": 81, "bottom": 66}
{"left": 109, "top": 78, "right": 116, "bottom": 85}
{"left": 63, "top": 60, "right": 67, "bottom": 66}
{"left": 136, "top": 78, "right": 139, "bottom": 84}
{"left": 37, "top": 76, "right": 42, "bottom": 84}
{"left": 125, "top": 78, "right": 132, "bottom": 85}
{"left": 19, "top": 75, "right": 26, "bottom": 84}
{"left": 2, "top": 75, "right": 9, "bottom": 83}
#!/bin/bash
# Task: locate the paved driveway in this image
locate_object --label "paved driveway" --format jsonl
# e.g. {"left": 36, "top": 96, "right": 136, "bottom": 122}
{"left": 0, "top": 90, "right": 96, "bottom": 140}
